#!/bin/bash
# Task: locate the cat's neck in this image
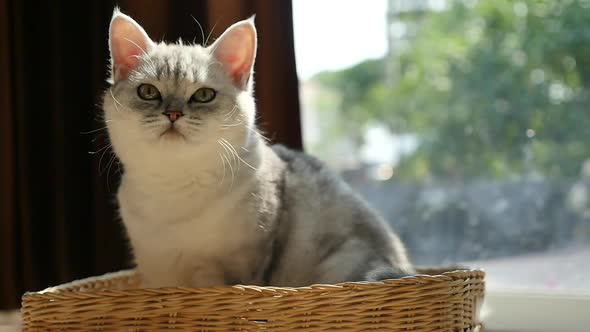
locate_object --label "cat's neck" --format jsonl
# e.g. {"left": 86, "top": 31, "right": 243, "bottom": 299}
{"left": 120, "top": 136, "right": 264, "bottom": 193}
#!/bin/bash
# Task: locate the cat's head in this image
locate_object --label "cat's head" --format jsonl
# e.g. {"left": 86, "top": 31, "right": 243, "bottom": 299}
{"left": 103, "top": 8, "right": 258, "bottom": 167}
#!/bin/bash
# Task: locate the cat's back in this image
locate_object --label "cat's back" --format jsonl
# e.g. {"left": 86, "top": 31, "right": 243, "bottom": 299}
{"left": 271, "top": 144, "right": 347, "bottom": 197}
{"left": 267, "top": 145, "right": 411, "bottom": 285}
{"left": 271, "top": 144, "right": 388, "bottom": 228}
{"left": 271, "top": 144, "right": 377, "bottom": 216}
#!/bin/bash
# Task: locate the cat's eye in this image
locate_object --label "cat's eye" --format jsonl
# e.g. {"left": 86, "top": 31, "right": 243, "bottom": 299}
{"left": 137, "top": 84, "right": 161, "bottom": 100}
{"left": 190, "top": 87, "right": 216, "bottom": 103}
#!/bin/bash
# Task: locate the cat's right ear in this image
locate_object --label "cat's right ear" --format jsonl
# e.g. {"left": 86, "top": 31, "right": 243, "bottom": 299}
{"left": 108, "top": 8, "right": 154, "bottom": 82}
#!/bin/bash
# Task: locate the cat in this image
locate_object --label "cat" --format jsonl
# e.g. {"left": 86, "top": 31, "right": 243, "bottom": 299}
{"left": 102, "top": 8, "right": 414, "bottom": 288}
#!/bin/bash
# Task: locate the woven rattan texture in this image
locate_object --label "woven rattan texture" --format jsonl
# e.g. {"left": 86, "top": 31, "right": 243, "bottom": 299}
{"left": 22, "top": 268, "right": 484, "bottom": 331}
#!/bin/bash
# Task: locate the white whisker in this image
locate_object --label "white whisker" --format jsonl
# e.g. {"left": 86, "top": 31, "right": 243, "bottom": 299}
{"left": 123, "top": 37, "right": 157, "bottom": 71}
{"left": 245, "top": 124, "right": 271, "bottom": 142}
{"left": 105, "top": 153, "right": 118, "bottom": 191}
{"left": 220, "top": 151, "right": 234, "bottom": 189}
{"left": 190, "top": 15, "right": 206, "bottom": 45}
{"left": 205, "top": 19, "right": 219, "bottom": 46}
{"left": 106, "top": 153, "right": 117, "bottom": 175}
{"left": 223, "top": 104, "right": 239, "bottom": 120}
{"left": 218, "top": 139, "right": 239, "bottom": 172}
{"left": 98, "top": 144, "right": 113, "bottom": 171}
{"left": 130, "top": 55, "right": 157, "bottom": 77}
{"left": 81, "top": 126, "right": 108, "bottom": 135}
{"left": 220, "top": 138, "right": 257, "bottom": 171}
{"left": 221, "top": 121, "right": 243, "bottom": 129}
{"left": 109, "top": 89, "right": 125, "bottom": 112}
{"left": 89, "top": 143, "right": 111, "bottom": 155}
{"left": 218, "top": 152, "right": 226, "bottom": 186}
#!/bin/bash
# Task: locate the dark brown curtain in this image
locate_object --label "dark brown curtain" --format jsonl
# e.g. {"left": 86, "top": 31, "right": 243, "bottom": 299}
{"left": 0, "top": 0, "right": 301, "bottom": 309}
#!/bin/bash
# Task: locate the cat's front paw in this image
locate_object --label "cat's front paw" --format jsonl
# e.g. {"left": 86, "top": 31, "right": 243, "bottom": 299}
{"left": 364, "top": 266, "right": 415, "bottom": 281}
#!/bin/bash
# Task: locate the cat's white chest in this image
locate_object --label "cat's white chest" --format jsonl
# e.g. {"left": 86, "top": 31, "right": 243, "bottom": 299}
{"left": 117, "top": 177, "right": 259, "bottom": 287}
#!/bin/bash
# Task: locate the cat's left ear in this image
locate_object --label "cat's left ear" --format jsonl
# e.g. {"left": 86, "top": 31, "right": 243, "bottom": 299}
{"left": 211, "top": 16, "right": 257, "bottom": 90}
{"left": 108, "top": 8, "right": 155, "bottom": 82}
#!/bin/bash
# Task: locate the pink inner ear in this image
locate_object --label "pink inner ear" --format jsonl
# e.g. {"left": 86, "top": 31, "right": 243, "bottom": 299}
{"left": 110, "top": 17, "right": 151, "bottom": 81}
{"left": 213, "top": 24, "right": 256, "bottom": 88}
{"left": 223, "top": 52, "right": 252, "bottom": 84}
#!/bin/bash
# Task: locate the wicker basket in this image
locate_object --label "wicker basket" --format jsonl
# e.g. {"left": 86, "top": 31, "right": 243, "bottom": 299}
{"left": 21, "top": 267, "right": 484, "bottom": 331}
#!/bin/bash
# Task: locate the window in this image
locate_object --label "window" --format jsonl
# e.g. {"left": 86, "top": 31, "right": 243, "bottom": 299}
{"left": 293, "top": 1, "right": 590, "bottom": 331}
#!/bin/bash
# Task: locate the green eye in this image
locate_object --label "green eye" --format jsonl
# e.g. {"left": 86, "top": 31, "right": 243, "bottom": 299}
{"left": 190, "top": 87, "right": 216, "bottom": 103}
{"left": 137, "top": 84, "right": 161, "bottom": 100}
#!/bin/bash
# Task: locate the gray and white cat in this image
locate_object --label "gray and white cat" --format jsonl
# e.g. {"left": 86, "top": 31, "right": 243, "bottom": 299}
{"left": 103, "top": 8, "right": 414, "bottom": 288}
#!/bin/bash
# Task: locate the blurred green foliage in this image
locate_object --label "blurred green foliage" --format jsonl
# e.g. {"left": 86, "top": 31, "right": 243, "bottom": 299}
{"left": 312, "top": 0, "right": 590, "bottom": 181}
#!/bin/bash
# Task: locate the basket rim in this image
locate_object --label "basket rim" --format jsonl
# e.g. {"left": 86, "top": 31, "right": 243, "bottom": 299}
{"left": 22, "top": 266, "right": 485, "bottom": 300}
{"left": 21, "top": 267, "right": 486, "bottom": 331}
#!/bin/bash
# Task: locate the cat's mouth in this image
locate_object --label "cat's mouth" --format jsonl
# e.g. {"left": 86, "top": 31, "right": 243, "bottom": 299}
{"left": 159, "top": 126, "right": 185, "bottom": 140}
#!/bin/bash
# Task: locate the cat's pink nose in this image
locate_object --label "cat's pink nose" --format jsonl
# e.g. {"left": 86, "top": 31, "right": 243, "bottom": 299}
{"left": 163, "top": 110, "right": 183, "bottom": 123}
